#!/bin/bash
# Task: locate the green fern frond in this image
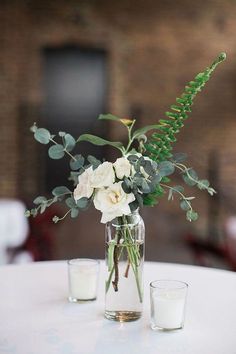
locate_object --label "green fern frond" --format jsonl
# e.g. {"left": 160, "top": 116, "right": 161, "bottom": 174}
{"left": 145, "top": 52, "right": 226, "bottom": 163}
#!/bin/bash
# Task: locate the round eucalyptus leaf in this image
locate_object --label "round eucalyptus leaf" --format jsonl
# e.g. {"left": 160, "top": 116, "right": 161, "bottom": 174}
{"left": 87, "top": 155, "right": 101, "bottom": 169}
{"left": 48, "top": 145, "right": 65, "bottom": 159}
{"left": 66, "top": 197, "right": 77, "bottom": 209}
{"left": 64, "top": 133, "right": 76, "bottom": 152}
{"left": 71, "top": 208, "right": 79, "bottom": 218}
{"left": 70, "top": 155, "right": 85, "bottom": 171}
{"left": 76, "top": 197, "right": 89, "bottom": 209}
{"left": 172, "top": 152, "right": 188, "bottom": 163}
{"left": 52, "top": 186, "right": 71, "bottom": 197}
{"left": 158, "top": 161, "right": 175, "bottom": 177}
{"left": 141, "top": 179, "right": 150, "bottom": 193}
{"left": 180, "top": 199, "right": 190, "bottom": 211}
{"left": 33, "top": 196, "right": 47, "bottom": 204}
{"left": 186, "top": 210, "right": 198, "bottom": 222}
{"left": 172, "top": 185, "right": 184, "bottom": 194}
{"left": 34, "top": 128, "right": 51, "bottom": 144}
{"left": 183, "top": 169, "right": 198, "bottom": 186}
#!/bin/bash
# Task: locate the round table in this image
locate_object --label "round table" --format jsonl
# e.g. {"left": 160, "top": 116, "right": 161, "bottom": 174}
{"left": 0, "top": 261, "right": 235, "bottom": 354}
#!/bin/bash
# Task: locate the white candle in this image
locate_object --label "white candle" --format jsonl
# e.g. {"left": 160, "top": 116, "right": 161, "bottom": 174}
{"left": 150, "top": 280, "right": 188, "bottom": 330}
{"left": 68, "top": 259, "right": 99, "bottom": 301}
{"left": 153, "top": 290, "right": 186, "bottom": 329}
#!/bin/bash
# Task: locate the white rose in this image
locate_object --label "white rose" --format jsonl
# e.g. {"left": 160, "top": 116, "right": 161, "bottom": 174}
{"left": 73, "top": 166, "right": 94, "bottom": 201}
{"left": 90, "top": 161, "right": 115, "bottom": 188}
{"left": 93, "top": 181, "right": 135, "bottom": 223}
{"left": 113, "top": 157, "right": 131, "bottom": 179}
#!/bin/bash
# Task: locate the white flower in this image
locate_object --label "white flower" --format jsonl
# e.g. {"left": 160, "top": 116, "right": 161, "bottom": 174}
{"left": 93, "top": 181, "right": 135, "bottom": 223}
{"left": 90, "top": 161, "right": 115, "bottom": 188}
{"left": 113, "top": 157, "right": 131, "bottom": 179}
{"left": 73, "top": 166, "right": 94, "bottom": 201}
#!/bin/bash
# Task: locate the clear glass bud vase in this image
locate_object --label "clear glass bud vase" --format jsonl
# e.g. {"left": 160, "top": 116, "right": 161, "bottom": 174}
{"left": 105, "top": 210, "right": 145, "bottom": 322}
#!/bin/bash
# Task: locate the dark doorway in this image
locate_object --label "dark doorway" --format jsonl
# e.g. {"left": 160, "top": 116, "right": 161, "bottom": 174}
{"left": 41, "top": 45, "right": 108, "bottom": 193}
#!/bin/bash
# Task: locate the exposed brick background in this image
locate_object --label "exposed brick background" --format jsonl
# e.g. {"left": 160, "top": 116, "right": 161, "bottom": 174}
{"left": 1, "top": 0, "right": 236, "bottom": 263}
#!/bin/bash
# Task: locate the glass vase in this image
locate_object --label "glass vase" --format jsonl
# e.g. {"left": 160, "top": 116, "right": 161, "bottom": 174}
{"left": 105, "top": 210, "right": 145, "bottom": 322}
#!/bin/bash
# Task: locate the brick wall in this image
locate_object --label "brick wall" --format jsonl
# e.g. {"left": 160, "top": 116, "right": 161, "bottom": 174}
{"left": 1, "top": 0, "right": 236, "bottom": 237}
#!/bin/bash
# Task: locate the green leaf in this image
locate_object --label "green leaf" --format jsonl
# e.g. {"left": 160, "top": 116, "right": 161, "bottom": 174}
{"left": 197, "top": 179, "right": 210, "bottom": 190}
{"left": 183, "top": 168, "right": 198, "bottom": 186}
{"left": 158, "top": 161, "right": 175, "bottom": 177}
{"left": 34, "top": 128, "right": 51, "bottom": 144}
{"left": 141, "top": 179, "right": 150, "bottom": 193}
{"left": 98, "top": 113, "right": 122, "bottom": 122}
{"left": 33, "top": 196, "right": 47, "bottom": 204}
{"left": 172, "top": 185, "right": 184, "bottom": 194}
{"left": 122, "top": 178, "right": 132, "bottom": 193}
{"left": 143, "top": 160, "right": 156, "bottom": 176}
{"left": 48, "top": 145, "right": 65, "bottom": 159}
{"left": 87, "top": 155, "right": 101, "bottom": 169}
{"left": 77, "top": 134, "right": 123, "bottom": 151}
{"left": 180, "top": 200, "right": 190, "bottom": 211}
{"left": 66, "top": 197, "right": 77, "bottom": 209}
{"left": 63, "top": 133, "right": 76, "bottom": 152}
{"left": 133, "top": 125, "right": 161, "bottom": 139}
{"left": 70, "top": 155, "right": 85, "bottom": 171}
{"left": 52, "top": 186, "right": 71, "bottom": 197}
{"left": 25, "top": 210, "right": 31, "bottom": 217}
{"left": 76, "top": 197, "right": 89, "bottom": 209}
{"left": 129, "top": 200, "right": 139, "bottom": 212}
{"left": 172, "top": 153, "right": 188, "bottom": 163}
{"left": 71, "top": 208, "right": 79, "bottom": 218}
{"left": 186, "top": 210, "right": 198, "bottom": 222}
{"left": 145, "top": 53, "right": 226, "bottom": 163}
{"left": 135, "top": 192, "right": 144, "bottom": 208}
{"left": 98, "top": 114, "right": 135, "bottom": 127}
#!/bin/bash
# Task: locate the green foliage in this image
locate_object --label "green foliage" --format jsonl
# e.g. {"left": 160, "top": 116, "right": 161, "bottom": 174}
{"left": 143, "top": 184, "right": 165, "bottom": 206}
{"left": 77, "top": 134, "right": 124, "bottom": 152}
{"left": 98, "top": 113, "right": 122, "bottom": 122}
{"left": 27, "top": 53, "right": 225, "bottom": 224}
{"left": 52, "top": 186, "right": 71, "bottom": 196}
{"left": 48, "top": 144, "right": 65, "bottom": 159}
{"left": 158, "top": 161, "right": 175, "bottom": 177}
{"left": 63, "top": 133, "right": 76, "bottom": 152}
{"left": 87, "top": 155, "right": 102, "bottom": 169}
{"left": 34, "top": 128, "right": 51, "bottom": 144}
{"left": 145, "top": 53, "right": 226, "bottom": 163}
{"left": 70, "top": 154, "right": 85, "bottom": 170}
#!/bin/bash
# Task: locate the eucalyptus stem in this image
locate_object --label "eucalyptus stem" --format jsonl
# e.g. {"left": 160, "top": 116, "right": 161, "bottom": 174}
{"left": 50, "top": 137, "right": 77, "bottom": 161}
{"left": 160, "top": 183, "right": 193, "bottom": 211}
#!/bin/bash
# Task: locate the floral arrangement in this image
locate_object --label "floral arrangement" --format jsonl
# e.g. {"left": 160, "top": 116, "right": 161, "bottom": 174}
{"left": 25, "top": 53, "right": 226, "bottom": 320}
{"left": 26, "top": 52, "right": 226, "bottom": 224}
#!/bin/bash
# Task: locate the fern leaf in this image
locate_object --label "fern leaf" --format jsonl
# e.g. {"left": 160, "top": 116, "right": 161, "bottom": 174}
{"left": 145, "top": 52, "right": 226, "bottom": 162}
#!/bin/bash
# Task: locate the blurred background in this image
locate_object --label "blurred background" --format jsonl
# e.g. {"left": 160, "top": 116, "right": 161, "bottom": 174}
{"left": 1, "top": 0, "right": 236, "bottom": 269}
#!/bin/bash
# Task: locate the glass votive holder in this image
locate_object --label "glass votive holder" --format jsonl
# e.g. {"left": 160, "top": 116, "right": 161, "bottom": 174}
{"left": 67, "top": 258, "right": 99, "bottom": 302}
{"left": 150, "top": 280, "right": 188, "bottom": 331}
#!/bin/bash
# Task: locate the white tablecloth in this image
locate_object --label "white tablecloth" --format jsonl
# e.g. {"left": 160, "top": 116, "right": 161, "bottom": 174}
{"left": 0, "top": 261, "right": 236, "bottom": 354}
